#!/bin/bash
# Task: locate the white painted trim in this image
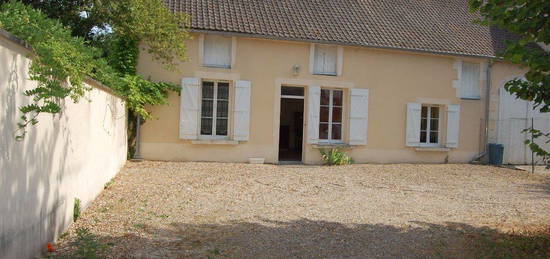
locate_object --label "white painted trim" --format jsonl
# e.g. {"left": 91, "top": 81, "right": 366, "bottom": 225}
{"left": 231, "top": 36, "right": 237, "bottom": 68}
{"left": 198, "top": 34, "right": 205, "bottom": 67}
{"left": 337, "top": 46, "right": 344, "bottom": 76}
{"left": 281, "top": 95, "right": 305, "bottom": 99}
{"left": 309, "top": 43, "right": 315, "bottom": 75}
{"left": 452, "top": 59, "right": 463, "bottom": 98}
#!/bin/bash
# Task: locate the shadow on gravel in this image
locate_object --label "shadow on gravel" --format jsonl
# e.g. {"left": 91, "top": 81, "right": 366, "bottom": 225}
{"left": 53, "top": 219, "right": 550, "bottom": 258}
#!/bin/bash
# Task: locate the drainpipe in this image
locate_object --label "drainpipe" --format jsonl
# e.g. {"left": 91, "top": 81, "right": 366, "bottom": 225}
{"left": 471, "top": 59, "right": 493, "bottom": 163}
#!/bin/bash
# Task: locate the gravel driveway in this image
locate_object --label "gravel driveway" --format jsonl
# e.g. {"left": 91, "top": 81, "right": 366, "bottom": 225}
{"left": 53, "top": 161, "right": 550, "bottom": 258}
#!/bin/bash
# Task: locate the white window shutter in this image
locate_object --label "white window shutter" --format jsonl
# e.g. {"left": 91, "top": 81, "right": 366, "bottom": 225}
{"left": 446, "top": 104, "right": 461, "bottom": 148}
{"left": 307, "top": 85, "right": 321, "bottom": 144}
{"left": 460, "top": 62, "right": 480, "bottom": 99}
{"left": 406, "top": 102, "right": 421, "bottom": 147}
{"left": 233, "top": 80, "right": 251, "bottom": 141}
{"left": 203, "top": 35, "right": 231, "bottom": 68}
{"left": 180, "top": 78, "right": 200, "bottom": 140}
{"left": 349, "top": 88, "right": 369, "bottom": 145}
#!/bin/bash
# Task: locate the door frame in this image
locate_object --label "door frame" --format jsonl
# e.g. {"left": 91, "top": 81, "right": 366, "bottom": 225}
{"left": 276, "top": 85, "right": 306, "bottom": 163}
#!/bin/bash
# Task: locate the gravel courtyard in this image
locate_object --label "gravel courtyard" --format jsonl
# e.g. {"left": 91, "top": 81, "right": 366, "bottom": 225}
{"left": 54, "top": 161, "right": 550, "bottom": 258}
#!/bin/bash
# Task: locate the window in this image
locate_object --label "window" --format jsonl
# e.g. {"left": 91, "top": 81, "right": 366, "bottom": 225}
{"left": 200, "top": 80, "right": 229, "bottom": 137}
{"left": 460, "top": 62, "right": 480, "bottom": 99}
{"left": 319, "top": 89, "right": 343, "bottom": 141}
{"left": 420, "top": 105, "right": 440, "bottom": 145}
{"left": 203, "top": 34, "right": 232, "bottom": 68}
{"left": 313, "top": 45, "right": 337, "bottom": 75}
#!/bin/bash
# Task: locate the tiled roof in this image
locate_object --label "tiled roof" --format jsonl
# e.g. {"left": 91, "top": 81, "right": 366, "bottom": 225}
{"left": 165, "top": 0, "right": 516, "bottom": 57}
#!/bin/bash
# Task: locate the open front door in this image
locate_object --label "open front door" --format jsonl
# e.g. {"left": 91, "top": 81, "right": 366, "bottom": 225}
{"left": 278, "top": 86, "right": 305, "bottom": 162}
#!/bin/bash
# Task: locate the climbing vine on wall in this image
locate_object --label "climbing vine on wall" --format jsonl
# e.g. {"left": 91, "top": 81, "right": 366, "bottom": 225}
{"left": 0, "top": 1, "right": 189, "bottom": 145}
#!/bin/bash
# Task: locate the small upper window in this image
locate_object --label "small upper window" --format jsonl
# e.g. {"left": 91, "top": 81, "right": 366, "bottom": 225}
{"left": 313, "top": 45, "right": 337, "bottom": 76}
{"left": 203, "top": 35, "right": 232, "bottom": 68}
{"left": 460, "top": 62, "right": 480, "bottom": 99}
{"left": 420, "top": 105, "right": 440, "bottom": 145}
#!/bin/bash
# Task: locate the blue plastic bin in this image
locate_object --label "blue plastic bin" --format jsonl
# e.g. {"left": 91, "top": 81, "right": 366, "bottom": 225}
{"left": 488, "top": 143, "right": 504, "bottom": 165}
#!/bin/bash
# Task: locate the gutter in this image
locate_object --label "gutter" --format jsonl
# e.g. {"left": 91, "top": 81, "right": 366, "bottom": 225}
{"left": 471, "top": 59, "right": 494, "bottom": 163}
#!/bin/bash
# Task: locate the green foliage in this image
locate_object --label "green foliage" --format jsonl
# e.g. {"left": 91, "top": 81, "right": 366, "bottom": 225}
{"left": 73, "top": 198, "right": 81, "bottom": 222}
{"left": 320, "top": 148, "right": 354, "bottom": 166}
{"left": 70, "top": 227, "right": 109, "bottom": 259}
{"left": 0, "top": 1, "right": 97, "bottom": 139}
{"left": 469, "top": 0, "right": 550, "bottom": 165}
{"left": 0, "top": 1, "right": 185, "bottom": 140}
{"left": 93, "top": 0, "right": 191, "bottom": 69}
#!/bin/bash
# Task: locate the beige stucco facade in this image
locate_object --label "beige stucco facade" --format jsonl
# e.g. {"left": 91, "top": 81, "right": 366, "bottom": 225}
{"left": 137, "top": 32, "right": 523, "bottom": 164}
{"left": 0, "top": 31, "right": 127, "bottom": 259}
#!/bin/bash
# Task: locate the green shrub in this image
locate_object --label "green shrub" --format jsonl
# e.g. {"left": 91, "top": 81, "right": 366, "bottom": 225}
{"left": 73, "top": 198, "right": 81, "bottom": 222}
{"left": 320, "top": 148, "right": 354, "bottom": 166}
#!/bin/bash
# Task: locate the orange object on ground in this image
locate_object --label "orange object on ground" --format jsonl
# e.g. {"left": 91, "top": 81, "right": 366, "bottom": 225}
{"left": 47, "top": 243, "right": 55, "bottom": 252}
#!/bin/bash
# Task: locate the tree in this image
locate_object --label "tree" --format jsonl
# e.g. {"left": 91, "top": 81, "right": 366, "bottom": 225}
{"left": 0, "top": 0, "right": 190, "bottom": 157}
{"left": 469, "top": 0, "right": 550, "bottom": 166}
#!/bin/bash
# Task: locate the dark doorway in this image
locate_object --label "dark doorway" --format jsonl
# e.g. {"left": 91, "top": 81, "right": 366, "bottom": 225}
{"left": 278, "top": 92, "right": 304, "bottom": 162}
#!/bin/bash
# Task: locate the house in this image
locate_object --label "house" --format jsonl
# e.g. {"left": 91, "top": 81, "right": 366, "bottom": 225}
{"left": 136, "top": 0, "right": 547, "bottom": 164}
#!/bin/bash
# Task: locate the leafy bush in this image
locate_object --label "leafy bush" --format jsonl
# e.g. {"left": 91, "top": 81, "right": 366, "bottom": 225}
{"left": 73, "top": 198, "right": 81, "bottom": 222}
{"left": 320, "top": 148, "right": 354, "bottom": 166}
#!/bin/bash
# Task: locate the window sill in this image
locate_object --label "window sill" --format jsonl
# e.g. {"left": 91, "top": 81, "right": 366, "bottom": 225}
{"left": 415, "top": 147, "right": 451, "bottom": 152}
{"left": 460, "top": 97, "right": 481, "bottom": 100}
{"left": 191, "top": 139, "right": 239, "bottom": 145}
{"left": 312, "top": 143, "right": 352, "bottom": 149}
{"left": 312, "top": 73, "right": 337, "bottom": 77}
{"left": 202, "top": 64, "right": 232, "bottom": 69}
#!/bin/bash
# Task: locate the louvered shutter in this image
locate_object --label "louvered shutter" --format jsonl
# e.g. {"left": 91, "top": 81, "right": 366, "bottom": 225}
{"left": 233, "top": 80, "right": 251, "bottom": 141}
{"left": 307, "top": 85, "right": 321, "bottom": 144}
{"left": 349, "top": 88, "right": 369, "bottom": 145}
{"left": 446, "top": 104, "right": 461, "bottom": 148}
{"left": 406, "top": 102, "right": 422, "bottom": 147}
{"left": 180, "top": 78, "right": 200, "bottom": 139}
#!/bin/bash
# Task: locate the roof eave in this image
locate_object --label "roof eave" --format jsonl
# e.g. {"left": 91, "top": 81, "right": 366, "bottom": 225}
{"left": 190, "top": 28, "right": 499, "bottom": 60}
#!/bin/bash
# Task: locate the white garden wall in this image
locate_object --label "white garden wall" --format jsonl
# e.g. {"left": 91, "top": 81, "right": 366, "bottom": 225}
{"left": 0, "top": 30, "right": 127, "bottom": 259}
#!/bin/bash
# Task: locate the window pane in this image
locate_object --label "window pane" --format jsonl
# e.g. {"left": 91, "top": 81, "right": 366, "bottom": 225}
{"left": 319, "top": 123, "right": 329, "bottom": 139}
{"left": 217, "top": 82, "right": 229, "bottom": 100}
{"left": 281, "top": 86, "right": 304, "bottom": 96}
{"left": 201, "top": 100, "right": 213, "bottom": 117}
{"left": 332, "top": 107, "right": 342, "bottom": 123}
{"left": 430, "top": 107, "right": 439, "bottom": 119}
{"left": 430, "top": 131, "right": 438, "bottom": 144}
{"left": 420, "top": 131, "right": 427, "bottom": 143}
{"left": 320, "top": 89, "right": 330, "bottom": 105}
{"left": 217, "top": 100, "right": 228, "bottom": 118}
{"left": 332, "top": 124, "right": 342, "bottom": 140}
{"left": 421, "top": 106, "right": 428, "bottom": 118}
{"left": 430, "top": 119, "right": 439, "bottom": 131}
{"left": 320, "top": 107, "right": 329, "bottom": 122}
{"left": 216, "top": 119, "right": 228, "bottom": 136}
{"left": 332, "top": 90, "right": 343, "bottom": 106}
{"left": 421, "top": 118, "right": 427, "bottom": 131}
{"left": 202, "top": 81, "right": 214, "bottom": 99}
{"left": 201, "top": 118, "right": 212, "bottom": 135}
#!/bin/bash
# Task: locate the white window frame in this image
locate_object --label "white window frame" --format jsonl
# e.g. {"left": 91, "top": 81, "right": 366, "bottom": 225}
{"left": 420, "top": 104, "right": 441, "bottom": 147}
{"left": 319, "top": 88, "right": 344, "bottom": 143}
{"left": 200, "top": 34, "right": 236, "bottom": 69}
{"left": 310, "top": 44, "right": 343, "bottom": 76}
{"left": 199, "top": 80, "right": 231, "bottom": 139}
